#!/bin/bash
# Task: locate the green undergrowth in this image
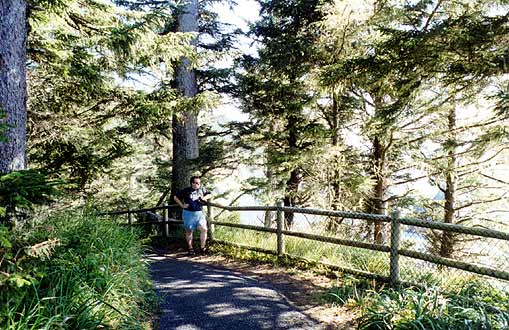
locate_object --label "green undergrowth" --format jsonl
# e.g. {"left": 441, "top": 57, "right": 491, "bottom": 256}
{"left": 210, "top": 240, "right": 332, "bottom": 271}
{"left": 323, "top": 275, "right": 509, "bottom": 329}
{"left": 0, "top": 210, "right": 156, "bottom": 329}
{"left": 213, "top": 226, "right": 391, "bottom": 276}
{"left": 210, "top": 239, "right": 509, "bottom": 330}
{"left": 358, "top": 281, "right": 509, "bottom": 329}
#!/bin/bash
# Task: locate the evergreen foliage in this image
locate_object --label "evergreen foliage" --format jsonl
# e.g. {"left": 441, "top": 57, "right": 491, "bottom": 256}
{"left": 26, "top": 0, "right": 196, "bottom": 205}
{"left": 0, "top": 211, "right": 153, "bottom": 329}
{"left": 5, "top": 2, "right": 509, "bottom": 327}
{"left": 0, "top": 170, "right": 61, "bottom": 224}
{"left": 235, "top": 0, "right": 328, "bottom": 227}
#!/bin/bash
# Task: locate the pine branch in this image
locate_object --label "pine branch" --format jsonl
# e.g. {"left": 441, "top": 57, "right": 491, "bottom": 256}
{"left": 457, "top": 186, "right": 480, "bottom": 196}
{"left": 422, "top": 0, "right": 443, "bottom": 31}
{"left": 215, "top": 188, "right": 258, "bottom": 218}
{"left": 476, "top": 217, "right": 509, "bottom": 227}
{"left": 156, "top": 186, "right": 171, "bottom": 207}
{"left": 458, "top": 168, "right": 479, "bottom": 178}
{"left": 67, "top": 13, "right": 102, "bottom": 33}
{"left": 198, "top": 128, "right": 234, "bottom": 138}
{"left": 383, "top": 129, "right": 395, "bottom": 154}
{"left": 399, "top": 115, "right": 429, "bottom": 130}
{"left": 457, "top": 146, "right": 509, "bottom": 171}
{"left": 393, "top": 169, "right": 445, "bottom": 185}
{"left": 402, "top": 82, "right": 500, "bottom": 145}
{"left": 485, "top": 210, "right": 509, "bottom": 214}
{"left": 383, "top": 189, "right": 413, "bottom": 203}
{"left": 480, "top": 173, "right": 509, "bottom": 185}
{"left": 455, "top": 194, "right": 507, "bottom": 211}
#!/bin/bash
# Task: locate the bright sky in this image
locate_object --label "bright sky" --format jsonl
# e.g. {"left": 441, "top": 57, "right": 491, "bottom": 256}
{"left": 207, "top": 0, "right": 263, "bottom": 215}
{"left": 213, "top": 0, "right": 260, "bottom": 32}
{"left": 208, "top": 1, "right": 260, "bottom": 125}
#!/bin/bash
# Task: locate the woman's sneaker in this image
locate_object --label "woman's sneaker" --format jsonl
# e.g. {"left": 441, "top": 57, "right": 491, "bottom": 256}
{"left": 200, "top": 246, "right": 208, "bottom": 255}
{"left": 188, "top": 248, "right": 195, "bottom": 256}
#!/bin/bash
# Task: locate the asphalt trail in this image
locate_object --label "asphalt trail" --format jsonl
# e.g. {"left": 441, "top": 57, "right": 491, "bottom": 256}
{"left": 148, "top": 254, "right": 324, "bottom": 330}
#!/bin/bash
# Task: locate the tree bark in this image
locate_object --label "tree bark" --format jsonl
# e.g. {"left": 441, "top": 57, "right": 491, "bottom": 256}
{"left": 440, "top": 106, "right": 457, "bottom": 258}
{"left": 367, "top": 136, "right": 388, "bottom": 243}
{"left": 283, "top": 168, "right": 300, "bottom": 229}
{"left": 327, "top": 93, "right": 343, "bottom": 232}
{"left": 171, "top": 0, "right": 199, "bottom": 196}
{"left": 331, "top": 94, "right": 342, "bottom": 210}
{"left": 283, "top": 114, "right": 301, "bottom": 229}
{"left": 0, "top": 0, "right": 27, "bottom": 173}
{"left": 264, "top": 152, "right": 275, "bottom": 228}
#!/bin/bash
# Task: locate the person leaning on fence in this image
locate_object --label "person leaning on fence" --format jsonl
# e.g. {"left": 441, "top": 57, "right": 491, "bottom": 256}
{"left": 174, "top": 176, "right": 212, "bottom": 255}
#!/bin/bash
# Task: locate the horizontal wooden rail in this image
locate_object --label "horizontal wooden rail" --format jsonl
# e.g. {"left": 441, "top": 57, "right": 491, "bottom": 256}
{"left": 125, "top": 220, "right": 183, "bottom": 226}
{"left": 101, "top": 202, "right": 509, "bottom": 289}
{"left": 282, "top": 230, "right": 391, "bottom": 252}
{"left": 209, "top": 202, "right": 390, "bottom": 222}
{"left": 399, "top": 217, "right": 509, "bottom": 241}
{"left": 399, "top": 249, "right": 509, "bottom": 282}
{"left": 98, "top": 204, "right": 179, "bottom": 216}
{"left": 213, "top": 221, "right": 277, "bottom": 234}
{"left": 209, "top": 202, "right": 278, "bottom": 212}
{"left": 281, "top": 206, "right": 391, "bottom": 222}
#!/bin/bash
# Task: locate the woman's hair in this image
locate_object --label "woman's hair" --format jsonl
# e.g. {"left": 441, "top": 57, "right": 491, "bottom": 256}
{"left": 190, "top": 176, "right": 201, "bottom": 184}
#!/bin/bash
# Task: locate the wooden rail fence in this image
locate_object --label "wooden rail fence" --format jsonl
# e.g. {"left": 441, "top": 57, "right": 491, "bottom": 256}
{"left": 100, "top": 201, "right": 509, "bottom": 288}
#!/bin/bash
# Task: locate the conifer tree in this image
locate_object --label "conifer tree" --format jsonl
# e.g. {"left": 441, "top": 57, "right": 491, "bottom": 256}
{"left": 26, "top": 0, "right": 192, "bottom": 205}
{"left": 237, "top": 0, "right": 327, "bottom": 228}
{"left": 379, "top": 0, "right": 509, "bottom": 256}
{"left": 315, "top": 0, "right": 509, "bottom": 244}
{"left": 0, "top": 0, "right": 27, "bottom": 173}
{"left": 171, "top": 0, "right": 200, "bottom": 196}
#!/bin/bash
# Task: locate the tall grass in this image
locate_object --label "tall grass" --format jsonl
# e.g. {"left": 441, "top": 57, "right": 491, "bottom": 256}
{"left": 213, "top": 225, "right": 509, "bottom": 329}
{"left": 214, "top": 226, "right": 390, "bottom": 275}
{"left": 0, "top": 210, "right": 154, "bottom": 330}
{"left": 357, "top": 280, "right": 509, "bottom": 330}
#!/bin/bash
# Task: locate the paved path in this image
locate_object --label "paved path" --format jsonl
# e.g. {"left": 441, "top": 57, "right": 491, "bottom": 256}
{"left": 147, "top": 254, "right": 324, "bottom": 330}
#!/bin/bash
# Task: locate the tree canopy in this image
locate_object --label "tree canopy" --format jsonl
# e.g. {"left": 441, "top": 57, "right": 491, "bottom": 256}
{"left": 0, "top": 0, "right": 507, "bottom": 249}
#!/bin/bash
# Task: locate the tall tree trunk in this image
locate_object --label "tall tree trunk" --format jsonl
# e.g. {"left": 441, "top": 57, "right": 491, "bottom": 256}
{"left": 440, "top": 107, "right": 457, "bottom": 258}
{"left": 0, "top": 0, "right": 27, "bottom": 173}
{"left": 264, "top": 152, "right": 274, "bottom": 228}
{"left": 367, "top": 136, "right": 387, "bottom": 243}
{"left": 327, "top": 93, "right": 343, "bottom": 232}
{"left": 171, "top": 0, "right": 199, "bottom": 196}
{"left": 283, "top": 114, "right": 301, "bottom": 229}
{"left": 283, "top": 168, "right": 300, "bottom": 229}
{"left": 331, "top": 94, "right": 342, "bottom": 210}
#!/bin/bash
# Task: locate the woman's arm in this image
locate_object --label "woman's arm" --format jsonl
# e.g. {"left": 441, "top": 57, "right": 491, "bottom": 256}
{"left": 174, "top": 195, "right": 188, "bottom": 209}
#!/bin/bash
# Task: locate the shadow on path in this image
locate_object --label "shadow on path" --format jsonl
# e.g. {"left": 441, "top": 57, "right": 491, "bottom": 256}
{"left": 148, "top": 253, "right": 324, "bottom": 330}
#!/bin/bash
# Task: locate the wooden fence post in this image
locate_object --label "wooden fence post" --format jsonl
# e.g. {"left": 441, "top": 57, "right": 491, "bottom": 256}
{"left": 277, "top": 201, "right": 285, "bottom": 256}
{"left": 390, "top": 210, "right": 401, "bottom": 289}
{"left": 128, "top": 209, "right": 132, "bottom": 225}
{"left": 207, "top": 200, "right": 214, "bottom": 242}
{"left": 163, "top": 203, "right": 169, "bottom": 237}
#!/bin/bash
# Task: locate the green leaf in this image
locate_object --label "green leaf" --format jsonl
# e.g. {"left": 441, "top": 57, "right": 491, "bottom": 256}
{"left": 9, "top": 274, "right": 32, "bottom": 288}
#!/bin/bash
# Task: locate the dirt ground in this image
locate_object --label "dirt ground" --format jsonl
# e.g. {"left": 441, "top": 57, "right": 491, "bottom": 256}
{"left": 151, "top": 244, "right": 360, "bottom": 330}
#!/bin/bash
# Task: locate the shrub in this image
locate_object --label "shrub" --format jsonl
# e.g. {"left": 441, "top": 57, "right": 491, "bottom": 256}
{"left": 0, "top": 170, "right": 61, "bottom": 224}
{"left": 358, "top": 281, "right": 509, "bottom": 330}
{"left": 0, "top": 210, "right": 154, "bottom": 329}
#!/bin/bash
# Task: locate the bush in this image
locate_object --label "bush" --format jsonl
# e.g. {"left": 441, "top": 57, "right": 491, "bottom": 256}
{"left": 358, "top": 281, "right": 509, "bottom": 330}
{"left": 0, "top": 169, "right": 61, "bottom": 224}
{"left": 0, "top": 210, "right": 154, "bottom": 329}
{"left": 325, "top": 276, "right": 384, "bottom": 308}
